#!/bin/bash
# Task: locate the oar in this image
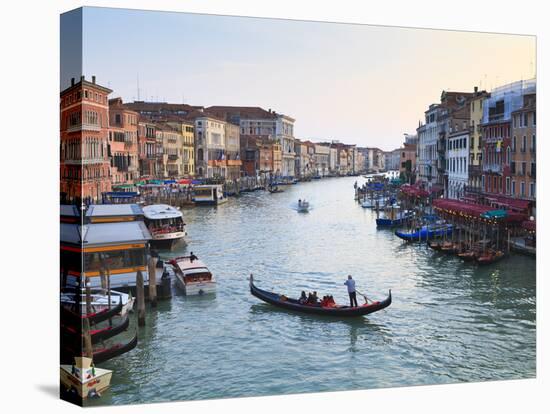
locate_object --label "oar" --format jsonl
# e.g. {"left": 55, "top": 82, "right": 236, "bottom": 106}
{"left": 355, "top": 289, "right": 371, "bottom": 304}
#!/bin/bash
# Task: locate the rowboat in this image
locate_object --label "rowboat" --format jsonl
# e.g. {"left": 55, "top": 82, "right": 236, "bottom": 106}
{"left": 476, "top": 250, "right": 505, "bottom": 265}
{"left": 249, "top": 275, "right": 391, "bottom": 317}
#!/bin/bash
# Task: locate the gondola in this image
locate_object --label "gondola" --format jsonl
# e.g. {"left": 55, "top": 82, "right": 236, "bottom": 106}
{"left": 61, "top": 333, "right": 138, "bottom": 364}
{"left": 61, "top": 315, "right": 130, "bottom": 345}
{"left": 476, "top": 250, "right": 505, "bottom": 265}
{"left": 268, "top": 186, "right": 284, "bottom": 193}
{"left": 457, "top": 251, "right": 477, "bottom": 262}
{"left": 249, "top": 275, "right": 391, "bottom": 317}
{"left": 61, "top": 302, "right": 123, "bottom": 326}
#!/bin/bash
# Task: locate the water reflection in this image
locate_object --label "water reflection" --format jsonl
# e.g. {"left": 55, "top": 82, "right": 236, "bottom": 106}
{"left": 89, "top": 176, "right": 535, "bottom": 406}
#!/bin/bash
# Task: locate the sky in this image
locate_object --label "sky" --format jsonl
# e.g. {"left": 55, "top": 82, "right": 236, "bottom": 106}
{"left": 62, "top": 7, "right": 536, "bottom": 151}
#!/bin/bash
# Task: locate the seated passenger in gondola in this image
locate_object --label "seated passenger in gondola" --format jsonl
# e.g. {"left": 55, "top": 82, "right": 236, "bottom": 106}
{"left": 299, "top": 291, "right": 307, "bottom": 304}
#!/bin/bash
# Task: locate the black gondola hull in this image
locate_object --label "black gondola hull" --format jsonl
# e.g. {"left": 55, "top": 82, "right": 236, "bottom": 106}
{"left": 61, "top": 302, "right": 124, "bottom": 326}
{"left": 250, "top": 278, "right": 391, "bottom": 317}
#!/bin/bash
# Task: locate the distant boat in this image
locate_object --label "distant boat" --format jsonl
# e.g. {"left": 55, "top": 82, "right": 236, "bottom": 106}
{"left": 297, "top": 200, "right": 310, "bottom": 212}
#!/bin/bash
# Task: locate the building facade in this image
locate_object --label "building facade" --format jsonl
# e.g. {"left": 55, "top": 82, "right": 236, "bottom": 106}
{"left": 224, "top": 123, "right": 242, "bottom": 180}
{"left": 276, "top": 115, "right": 296, "bottom": 177}
{"left": 510, "top": 92, "right": 536, "bottom": 202}
{"left": 108, "top": 98, "right": 140, "bottom": 186}
{"left": 195, "top": 116, "right": 227, "bottom": 178}
{"left": 60, "top": 76, "right": 112, "bottom": 203}
{"left": 467, "top": 87, "right": 490, "bottom": 193}
{"left": 137, "top": 121, "right": 158, "bottom": 178}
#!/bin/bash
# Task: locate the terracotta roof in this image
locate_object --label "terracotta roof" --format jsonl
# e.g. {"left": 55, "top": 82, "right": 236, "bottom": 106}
{"left": 206, "top": 106, "right": 278, "bottom": 120}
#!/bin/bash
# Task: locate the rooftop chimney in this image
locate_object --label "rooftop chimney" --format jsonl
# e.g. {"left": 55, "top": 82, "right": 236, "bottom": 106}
{"left": 474, "top": 86, "right": 478, "bottom": 94}
{"left": 92, "top": 75, "right": 96, "bottom": 84}
{"left": 80, "top": 75, "right": 85, "bottom": 82}
{"left": 71, "top": 77, "right": 75, "bottom": 86}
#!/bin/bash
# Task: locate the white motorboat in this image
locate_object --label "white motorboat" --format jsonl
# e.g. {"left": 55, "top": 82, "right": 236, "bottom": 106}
{"left": 143, "top": 204, "right": 186, "bottom": 249}
{"left": 169, "top": 255, "right": 216, "bottom": 295}
{"left": 297, "top": 200, "right": 310, "bottom": 213}
{"left": 60, "top": 290, "right": 135, "bottom": 316}
{"left": 60, "top": 357, "right": 112, "bottom": 399}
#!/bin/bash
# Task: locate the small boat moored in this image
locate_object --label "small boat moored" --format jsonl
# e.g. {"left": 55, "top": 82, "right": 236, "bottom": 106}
{"left": 170, "top": 255, "right": 216, "bottom": 295}
{"left": 249, "top": 275, "right": 391, "bottom": 317}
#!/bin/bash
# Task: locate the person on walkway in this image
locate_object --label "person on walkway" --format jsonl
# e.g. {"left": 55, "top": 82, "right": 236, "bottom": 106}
{"left": 344, "top": 275, "right": 358, "bottom": 307}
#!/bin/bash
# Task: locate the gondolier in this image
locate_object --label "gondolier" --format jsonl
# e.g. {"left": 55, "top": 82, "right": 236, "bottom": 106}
{"left": 344, "top": 275, "right": 358, "bottom": 307}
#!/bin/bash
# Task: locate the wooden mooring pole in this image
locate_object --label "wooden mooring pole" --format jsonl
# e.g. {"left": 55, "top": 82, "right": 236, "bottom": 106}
{"left": 136, "top": 270, "right": 146, "bottom": 327}
{"left": 148, "top": 257, "right": 157, "bottom": 307}
{"left": 83, "top": 317, "right": 93, "bottom": 359}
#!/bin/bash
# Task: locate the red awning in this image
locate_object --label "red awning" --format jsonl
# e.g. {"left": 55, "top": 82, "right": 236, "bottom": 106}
{"left": 433, "top": 198, "right": 527, "bottom": 223}
{"left": 522, "top": 220, "right": 536, "bottom": 231}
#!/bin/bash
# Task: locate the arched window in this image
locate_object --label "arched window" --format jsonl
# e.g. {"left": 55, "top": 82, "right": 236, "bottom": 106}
{"left": 506, "top": 146, "right": 511, "bottom": 165}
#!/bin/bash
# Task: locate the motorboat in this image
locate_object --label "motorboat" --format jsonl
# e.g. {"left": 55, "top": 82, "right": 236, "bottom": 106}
{"left": 169, "top": 256, "right": 216, "bottom": 295}
{"left": 143, "top": 204, "right": 186, "bottom": 249}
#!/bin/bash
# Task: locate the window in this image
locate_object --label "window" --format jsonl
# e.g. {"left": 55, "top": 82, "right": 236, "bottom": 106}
{"left": 522, "top": 162, "right": 527, "bottom": 176}
{"left": 512, "top": 136, "right": 516, "bottom": 152}
{"left": 511, "top": 161, "right": 516, "bottom": 175}
{"left": 530, "top": 183, "right": 535, "bottom": 198}
{"left": 533, "top": 111, "right": 536, "bottom": 126}
{"left": 520, "top": 182, "right": 525, "bottom": 196}
{"left": 506, "top": 177, "right": 510, "bottom": 194}
{"left": 523, "top": 113, "right": 529, "bottom": 127}
{"left": 506, "top": 147, "right": 511, "bottom": 165}
{"left": 531, "top": 135, "right": 536, "bottom": 152}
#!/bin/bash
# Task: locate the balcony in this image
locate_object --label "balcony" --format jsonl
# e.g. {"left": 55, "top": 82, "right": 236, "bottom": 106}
{"left": 168, "top": 154, "right": 179, "bottom": 161}
{"left": 483, "top": 163, "right": 502, "bottom": 174}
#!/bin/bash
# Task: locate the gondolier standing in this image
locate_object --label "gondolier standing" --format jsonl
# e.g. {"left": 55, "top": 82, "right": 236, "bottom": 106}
{"left": 344, "top": 275, "right": 358, "bottom": 307}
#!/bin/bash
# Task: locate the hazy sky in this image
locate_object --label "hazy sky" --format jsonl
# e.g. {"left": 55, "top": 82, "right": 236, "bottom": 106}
{"left": 68, "top": 7, "right": 536, "bottom": 150}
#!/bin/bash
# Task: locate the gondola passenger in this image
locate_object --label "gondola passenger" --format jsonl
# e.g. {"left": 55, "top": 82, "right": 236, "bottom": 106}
{"left": 299, "top": 291, "right": 307, "bottom": 304}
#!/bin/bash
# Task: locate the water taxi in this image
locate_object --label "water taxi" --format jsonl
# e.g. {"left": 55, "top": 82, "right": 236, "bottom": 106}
{"left": 169, "top": 256, "right": 216, "bottom": 295}
{"left": 192, "top": 184, "right": 227, "bottom": 205}
{"left": 142, "top": 204, "right": 186, "bottom": 249}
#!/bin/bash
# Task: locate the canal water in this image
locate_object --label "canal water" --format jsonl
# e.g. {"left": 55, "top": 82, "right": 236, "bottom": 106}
{"left": 87, "top": 176, "right": 536, "bottom": 406}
